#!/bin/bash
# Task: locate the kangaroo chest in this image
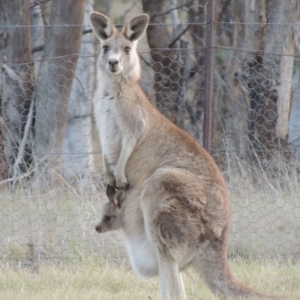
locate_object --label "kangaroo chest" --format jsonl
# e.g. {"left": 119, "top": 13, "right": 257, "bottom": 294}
{"left": 94, "top": 92, "right": 123, "bottom": 168}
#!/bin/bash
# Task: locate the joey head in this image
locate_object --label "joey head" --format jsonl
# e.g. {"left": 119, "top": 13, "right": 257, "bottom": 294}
{"left": 95, "top": 184, "right": 126, "bottom": 233}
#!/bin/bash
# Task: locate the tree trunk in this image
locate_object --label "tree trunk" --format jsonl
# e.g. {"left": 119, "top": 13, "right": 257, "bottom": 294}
{"left": 217, "top": 0, "right": 249, "bottom": 157}
{"left": 169, "top": 0, "right": 179, "bottom": 47}
{"left": 0, "top": 126, "right": 4, "bottom": 180}
{"left": 218, "top": 0, "right": 248, "bottom": 157}
{"left": 213, "top": 0, "right": 236, "bottom": 151}
{"left": 264, "top": 0, "right": 296, "bottom": 141}
{"left": 30, "top": 0, "right": 44, "bottom": 77}
{"left": 34, "top": 0, "right": 86, "bottom": 181}
{"left": 289, "top": 79, "right": 300, "bottom": 152}
{"left": 242, "top": 0, "right": 266, "bottom": 155}
{"left": 187, "top": 0, "right": 206, "bottom": 140}
{"left": 0, "top": 0, "right": 33, "bottom": 179}
{"left": 142, "top": 0, "right": 181, "bottom": 125}
{"left": 244, "top": 0, "right": 266, "bottom": 53}
{"left": 62, "top": 0, "right": 95, "bottom": 187}
{"left": 246, "top": 0, "right": 297, "bottom": 158}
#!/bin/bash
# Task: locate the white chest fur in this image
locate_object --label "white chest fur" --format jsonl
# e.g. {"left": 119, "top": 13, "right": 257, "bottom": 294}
{"left": 93, "top": 78, "right": 123, "bottom": 170}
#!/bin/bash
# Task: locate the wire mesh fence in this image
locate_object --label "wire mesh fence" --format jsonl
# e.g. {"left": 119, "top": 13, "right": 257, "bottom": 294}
{"left": 1, "top": 13, "right": 300, "bottom": 268}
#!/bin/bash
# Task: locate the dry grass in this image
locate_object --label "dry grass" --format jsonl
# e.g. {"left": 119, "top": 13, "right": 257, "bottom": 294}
{"left": 0, "top": 186, "right": 127, "bottom": 265}
{"left": 225, "top": 152, "right": 300, "bottom": 259}
{"left": 0, "top": 149, "right": 300, "bottom": 299}
{"left": 0, "top": 256, "right": 299, "bottom": 299}
{"left": 1, "top": 165, "right": 298, "bottom": 262}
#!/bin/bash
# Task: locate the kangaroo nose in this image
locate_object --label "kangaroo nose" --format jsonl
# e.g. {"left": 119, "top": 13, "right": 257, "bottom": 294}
{"left": 95, "top": 225, "right": 101, "bottom": 233}
{"left": 109, "top": 59, "right": 119, "bottom": 67}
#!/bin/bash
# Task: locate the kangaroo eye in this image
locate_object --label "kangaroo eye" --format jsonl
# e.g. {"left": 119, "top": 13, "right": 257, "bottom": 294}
{"left": 124, "top": 46, "right": 130, "bottom": 54}
{"left": 103, "top": 45, "right": 109, "bottom": 53}
{"left": 104, "top": 215, "right": 111, "bottom": 222}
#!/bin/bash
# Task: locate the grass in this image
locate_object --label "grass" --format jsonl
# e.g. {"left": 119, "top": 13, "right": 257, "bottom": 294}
{"left": 0, "top": 158, "right": 299, "bottom": 262}
{"left": 0, "top": 149, "right": 300, "bottom": 299}
{"left": 220, "top": 149, "right": 300, "bottom": 259}
{"left": 0, "top": 186, "right": 124, "bottom": 261}
{"left": 0, "top": 256, "right": 300, "bottom": 300}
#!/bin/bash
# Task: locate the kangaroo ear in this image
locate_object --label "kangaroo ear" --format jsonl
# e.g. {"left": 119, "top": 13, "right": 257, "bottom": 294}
{"left": 114, "top": 190, "right": 126, "bottom": 209}
{"left": 106, "top": 184, "right": 116, "bottom": 203}
{"left": 89, "top": 12, "right": 115, "bottom": 41}
{"left": 122, "top": 14, "right": 149, "bottom": 42}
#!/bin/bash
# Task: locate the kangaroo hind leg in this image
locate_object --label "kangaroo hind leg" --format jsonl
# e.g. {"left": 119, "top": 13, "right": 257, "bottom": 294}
{"left": 156, "top": 249, "right": 186, "bottom": 299}
{"left": 141, "top": 168, "right": 209, "bottom": 299}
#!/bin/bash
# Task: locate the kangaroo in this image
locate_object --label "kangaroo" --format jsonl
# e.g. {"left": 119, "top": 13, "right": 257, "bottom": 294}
{"left": 96, "top": 185, "right": 277, "bottom": 300}
{"left": 90, "top": 12, "right": 279, "bottom": 299}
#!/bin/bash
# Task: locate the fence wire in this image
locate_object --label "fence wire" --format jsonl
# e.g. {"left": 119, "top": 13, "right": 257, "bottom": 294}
{"left": 0, "top": 19, "right": 300, "bottom": 266}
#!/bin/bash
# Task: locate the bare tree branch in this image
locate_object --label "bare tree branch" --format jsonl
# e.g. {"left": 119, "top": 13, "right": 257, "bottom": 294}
{"left": 150, "top": 0, "right": 195, "bottom": 21}
{"left": 121, "top": 0, "right": 140, "bottom": 21}
{"left": 12, "top": 99, "right": 34, "bottom": 188}
{"left": 168, "top": 25, "right": 190, "bottom": 48}
{"left": 30, "top": 0, "right": 51, "bottom": 9}
{"left": 32, "top": 44, "right": 44, "bottom": 53}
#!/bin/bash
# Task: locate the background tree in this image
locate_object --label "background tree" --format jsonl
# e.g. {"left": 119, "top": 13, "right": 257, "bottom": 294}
{"left": 186, "top": 0, "right": 206, "bottom": 140}
{"left": 1, "top": 0, "right": 300, "bottom": 186}
{"left": 34, "top": 0, "right": 87, "bottom": 181}
{"left": 210, "top": 0, "right": 299, "bottom": 160}
{"left": 242, "top": 0, "right": 298, "bottom": 159}
{"left": 30, "top": 0, "right": 44, "bottom": 76}
{"left": 213, "top": 0, "right": 249, "bottom": 156}
{"left": 62, "top": 0, "right": 95, "bottom": 187}
{"left": 0, "top": 0, "right": 33, "bottom": 179}
{"left": 142, "top": 0, "right": 181, "bottom": 125}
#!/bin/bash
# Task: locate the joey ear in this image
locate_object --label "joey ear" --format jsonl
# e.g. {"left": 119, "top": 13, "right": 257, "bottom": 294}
{"left": 114, "top": 190, "right": 126, "bottom": 209}
{"left": 89, "top": 12, "right": 115, "bottom": 41}
{"left": 106, "top": 184, "right": 116, "bottom": 203}
{"left": 122, "top": 14, "right": 149, "bottom": 42}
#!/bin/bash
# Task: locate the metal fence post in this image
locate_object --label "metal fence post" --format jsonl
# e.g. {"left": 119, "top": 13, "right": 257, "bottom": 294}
{"left": 203, "top": 0, "right": 215, "bottom": 154}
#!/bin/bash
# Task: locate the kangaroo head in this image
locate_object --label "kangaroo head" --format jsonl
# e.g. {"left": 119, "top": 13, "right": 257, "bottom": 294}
{"left": 95, "top": 185, "right": 127, "bottom": 233}
{"left": 89, "top": 12, "right": 149, "bottom": 80}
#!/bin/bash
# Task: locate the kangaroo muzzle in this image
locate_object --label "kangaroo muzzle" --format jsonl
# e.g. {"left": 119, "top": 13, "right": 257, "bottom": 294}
{"left": 107, "top": 48, "right": 123, "bottom": 74}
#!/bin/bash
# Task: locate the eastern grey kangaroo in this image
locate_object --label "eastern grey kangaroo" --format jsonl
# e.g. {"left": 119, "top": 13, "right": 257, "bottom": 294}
{"left": 96, "top": 185, "right": 277, "bottom": 299}
{"left": 90, "top": 12, "right": 278, "bottom": 299}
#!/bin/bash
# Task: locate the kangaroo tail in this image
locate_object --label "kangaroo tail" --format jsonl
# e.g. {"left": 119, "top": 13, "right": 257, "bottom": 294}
{"left": 204, "top": 267, "right": 276, "bottom": 299}
{"left": 194, "top": 245, "right": 280, "bottom": 299}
